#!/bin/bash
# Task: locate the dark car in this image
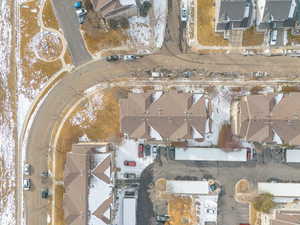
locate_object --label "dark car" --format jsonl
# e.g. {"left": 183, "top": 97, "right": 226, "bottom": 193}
{"left": 124, "top": 173, "right": 136, "bottom": 179}
{"left": 106, "top": 55, "right": 119, "bottom": 62}
{"left": 145, "top": 144, "right": 151, "bottom": 156}
{"left": 124, "top": 160, "right": 136, "bottom": 167}
{"left": 138, "top": 144, "right": 144, "bottom": 158}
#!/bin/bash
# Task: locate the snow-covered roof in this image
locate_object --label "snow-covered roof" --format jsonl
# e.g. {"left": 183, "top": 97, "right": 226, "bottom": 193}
{"left": 258, "top": 183, "right": 300, "bottom": 197}
{"left": 175, "top": 148, "right": 247, "bottom": 162}
{"left": 123, "top": 198, "right": 136, "bottom": 225}
{"left": 286, "top": 149, "right": 300, "bottom": 163}
{"left": 166, "top": 180, "right": 209, "bottom": 195}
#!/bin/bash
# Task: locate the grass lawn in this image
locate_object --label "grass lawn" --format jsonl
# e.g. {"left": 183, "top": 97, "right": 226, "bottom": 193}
{"left": 288, "top": 30, "right": 300, "bottom": 45}
{"left": 242, "top": 27, "right": 265, "bottom": 46}
{"left": 197, "top": 0, "right": 228, "bottom": 46}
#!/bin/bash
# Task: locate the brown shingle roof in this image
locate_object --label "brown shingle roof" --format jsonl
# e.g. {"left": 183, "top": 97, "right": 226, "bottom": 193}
{"left": 92, "top": 154, "right": 111, "bottom": 184}
{"left": 120, "top": 91, "right": 209, "bottom": 141}
{"left": 235, "top": 94, "right": 300, "bottom": 144}
{"left": 93, "top": 195, "right": 113, "bottom": 223}
{"left": 271, "top": 93, "right": 300, "bottom": 120}
{"left": 63, "top": 144, "right": 113, "bottom": 225}
{"left": 149, "top": 91, "right": 192, "bottom": 116}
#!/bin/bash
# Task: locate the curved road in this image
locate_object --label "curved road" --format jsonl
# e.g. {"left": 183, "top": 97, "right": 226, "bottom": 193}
{"left": 22, "top": 53, "right": 300, "bottom": 225}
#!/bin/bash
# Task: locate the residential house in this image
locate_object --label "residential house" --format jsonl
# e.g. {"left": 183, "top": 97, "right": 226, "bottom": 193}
{"left": 232, "top": 93, "right": 300, "bottom": 145}
{"left": 90, "top": 0, "right": 138, "bottom": 20}
{"left": 63, "top": 143, "right": 113, "bottom": 225}
{"left": 257, "top": 0, "right": 297, "bottom": 30}
{"left": 120, "top": 91, "right": 210, "bottom": 141}
{"left": 216, "top": 0, "right": 253, "bottom": 32}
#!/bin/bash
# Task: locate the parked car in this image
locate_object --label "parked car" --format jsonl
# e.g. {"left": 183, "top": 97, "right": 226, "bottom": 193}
{"left": 145, "top": 144, "right": 151, "bottom": 156}
{"left": 270, "top": 30, "right": 278, "bottom": 46}
{"left": 122, "top": 55, "right": 138, "bottom": 61}
{"left": 106, "top": 55, "right": 120, "bottom": 62}
{"left": 124, "top": 173, "right": 136, "bottom": 179}
{"left": 180, "top": 8, "right": 188, "bottom": 22}
{"left": 124, "top": 160, "right": 136, "bottom": 167}
{"left": 23, "top": 178, "right": 32, "bottom": 191}
{"left": 152, "top": 145, "right": 158, "bottom": 158}
{"left": 24, "top": 163, "right": 32, "bottom": 176}
{"left": 156, "top": 215, "right": 170, "bottom": 222}
{"left": 41, "top": 188, "right": 49, "bottom": 199}
{"left": 138, "top": 143, "right": 144, "bottom": 158}
{"left": 73, "top": 1, "right": 87, "bottom": 24}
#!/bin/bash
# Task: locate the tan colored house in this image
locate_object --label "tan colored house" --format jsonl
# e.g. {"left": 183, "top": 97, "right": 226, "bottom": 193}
{"left": 233, "top": 93, "right": 300, "bottom": 145}
{"left": 120, "top": 91, "right": 210, "bottom": 141}
{"left": 63, "top": 143, "right": 113, "bottom": 225}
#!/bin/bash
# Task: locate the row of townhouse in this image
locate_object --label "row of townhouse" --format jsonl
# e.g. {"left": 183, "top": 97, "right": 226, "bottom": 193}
{"left": 215, "top": 0, "right": 300, "bottom": 33}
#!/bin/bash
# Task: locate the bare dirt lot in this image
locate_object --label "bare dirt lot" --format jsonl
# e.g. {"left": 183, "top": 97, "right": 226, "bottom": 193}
{"left": 242, "top": 27, "right": 265, "bottom": 47}
{"left": 197, "top": 0, "right": 228, "bottom": 46}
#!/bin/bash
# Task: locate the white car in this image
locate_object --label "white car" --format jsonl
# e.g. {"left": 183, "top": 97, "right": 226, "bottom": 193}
{"left": 122, "top": 55, "right": 138, "bottom": 61}
{"left": 181, "top": 8, "right": 188, "bottom": 22}
{"left": 75, "top": 8, "right": 87, "bottom": 24}
{"left": 23, "top": 178, "right": 32, "bottom": 191}
{"left": 24, "top": 163, "right": 31, "bottom": 176}
{"left": 152, "top": 146, "right": 158, "bottom": 158}
{"left": 270, "top": 30, "right": 278, "bottom": 46}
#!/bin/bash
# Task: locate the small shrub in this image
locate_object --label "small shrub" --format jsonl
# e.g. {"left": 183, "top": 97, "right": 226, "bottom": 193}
{"left": 253, "top": 193, "right": 276, "bottom": 213}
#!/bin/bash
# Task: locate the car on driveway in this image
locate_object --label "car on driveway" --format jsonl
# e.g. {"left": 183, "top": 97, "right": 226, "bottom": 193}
{"left": 23, "top": 178, "right": 32, "bottom": 191}
{"left": 24, "top": 163, "right": 32, "bottom": 176}
{"left": 145, "top": 144, "right": 151, "bottom": 156}
{"left": 124, "top": 173, "right": 136, "bottom": 179}
{"left": 152, "top": 145, "right": 158, "bottom": 158}
{"left": 270, "top": 30, "right": 278, "bottom": 46}
{"left": 124, "top": 160, "right": 136, "bottom": 167}
{"left": 138, "top": 143, "right": 144, "bottom": 158}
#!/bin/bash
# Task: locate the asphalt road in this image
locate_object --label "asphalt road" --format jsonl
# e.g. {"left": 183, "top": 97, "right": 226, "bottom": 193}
{"left": 21, "top": 53, "right": 300, "bottom": 225}
{"left": 51, "top": 0, "right": 91, "bottom": 66}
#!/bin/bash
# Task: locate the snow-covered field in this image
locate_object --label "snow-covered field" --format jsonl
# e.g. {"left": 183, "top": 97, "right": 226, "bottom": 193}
{"left": 0, "top": 0, "right": 16, "bottom": 224}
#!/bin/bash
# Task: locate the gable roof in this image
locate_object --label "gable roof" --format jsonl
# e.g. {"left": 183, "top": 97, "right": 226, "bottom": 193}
{"left": 120, "top": 91, "right": 209, "bottom": 141}
{"left": 235, "top": 94, "right": 300, "bottom": 145}
{"left": 63, "top": 144, "right": 113, "bottom": 225}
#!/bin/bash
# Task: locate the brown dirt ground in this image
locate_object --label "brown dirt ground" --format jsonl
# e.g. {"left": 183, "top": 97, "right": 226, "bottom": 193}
{"left": 81, "top": 29, "right": 128, "bottom": 54}
{"left": 197, "top": 0, "right": 228, "bottom": 46}
{"left": 288, "top": 30, "right": 300, "bottom": 45}
{"left": 282, "top": 86, "right": 300, "bottom": 93}
{"left": 168, "top": 196, "right": 197, "bottom": 225}
{"left": 42, "top": 0, "right": 59, "bottom": 30}
{"left": 217, "top": 124, "right": 240, "bottom": 150}
{"left": 242, "top": 27, "right": 265, "bottom": 47}
{"left": 63, "top": 50, "right": 72, "bottom": 65}
{"left": 250, "top": 203, "right": 260, "bottom": 225}
{"left": 53, "top": 184, "right": 65, "bottom": 225}
{"left": 20, "top": 1, "right": 63, "bottom": 96}
{"left": 236, "top": 179, "right": 250, "bottom": 193}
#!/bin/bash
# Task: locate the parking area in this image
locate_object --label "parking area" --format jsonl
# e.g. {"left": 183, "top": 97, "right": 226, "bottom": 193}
{"left": 134, "top": 147, "right": 300, "bottom": 225}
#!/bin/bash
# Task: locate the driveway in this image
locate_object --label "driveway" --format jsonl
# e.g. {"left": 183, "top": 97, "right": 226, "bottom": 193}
{"left": 51, "top": 0, "right": 91, "bottom": 66}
